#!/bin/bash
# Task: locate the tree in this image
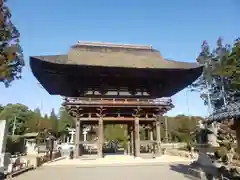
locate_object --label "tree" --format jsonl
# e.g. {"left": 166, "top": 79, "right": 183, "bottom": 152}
{"left": 165, "top": 115, "right": 201, "bottom": 142}
{"left": 33, "top": 108, "right": 41, "bottom": 117}
{"left": 24, "top": 108, "right": 43, "bottom": 133}
{"left": 49, "top": 108, "right": 58, "bottom": 133}
{"left": 0, "top": 104, "right": 32, "bottom": 135}
{"left": 0, "top": 104, "right": 4, "bottom": 113}
{"left": 44, "top": 114, "right": 48, "bottom": 119}
{"left": 104, "top": 124, "right": 126, "bottom": 142}
{"left": 0, "top": 0, "right": 24, "bottom": 87}
{"left": 221, "top": 38, "right": 240, "bottom": 91}
{"left": 58, "top": 107, "right": 74, "bottom": 136}
{"left": 192, "top": 38, "right": 240, "bottom": 112}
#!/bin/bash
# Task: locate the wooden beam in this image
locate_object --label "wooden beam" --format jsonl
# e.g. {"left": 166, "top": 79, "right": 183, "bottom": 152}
{"left": 79, "top": 117, "right": 156, "bottom": 121}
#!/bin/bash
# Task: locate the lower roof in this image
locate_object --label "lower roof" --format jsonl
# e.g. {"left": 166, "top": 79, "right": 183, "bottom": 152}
{"left": 30, "top": 57, "right": 202, "bottom": 98}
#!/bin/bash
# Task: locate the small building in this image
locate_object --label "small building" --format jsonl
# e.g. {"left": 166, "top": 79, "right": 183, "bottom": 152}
{"left": 23, "top": 132, "right": 39, "bottom": 154}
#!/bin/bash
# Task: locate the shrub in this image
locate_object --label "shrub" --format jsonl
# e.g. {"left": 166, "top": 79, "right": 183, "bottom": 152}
{"left": 215, "top": 146, "right": 228, "bottom": 159}
{"left": 6, "top": 135, "right": 25, "bottom": 154}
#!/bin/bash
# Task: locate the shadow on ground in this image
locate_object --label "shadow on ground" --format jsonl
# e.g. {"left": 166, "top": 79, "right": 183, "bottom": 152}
{"left": 170, "top": 164, "right": 200, "bottom": 180}
{"left": 170, "top": 164, "right": 191, "bottom": 175}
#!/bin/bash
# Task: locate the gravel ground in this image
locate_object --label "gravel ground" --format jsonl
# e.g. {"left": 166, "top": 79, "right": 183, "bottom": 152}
{"left": 12, "top": 163, "right": 193, "bottom": 180}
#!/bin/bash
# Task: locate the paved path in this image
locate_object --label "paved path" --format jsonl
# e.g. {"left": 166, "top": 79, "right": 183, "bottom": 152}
{"left": 44, "top": 155, "right": 194, "bottom": 167}
{"left": 12, "top": 163, "right": 193, "bottom": 180}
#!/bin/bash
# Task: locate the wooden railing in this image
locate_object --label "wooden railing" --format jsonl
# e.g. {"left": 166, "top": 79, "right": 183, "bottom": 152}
{"left": 64, "top": 97, "right": 173, "bottom": 106}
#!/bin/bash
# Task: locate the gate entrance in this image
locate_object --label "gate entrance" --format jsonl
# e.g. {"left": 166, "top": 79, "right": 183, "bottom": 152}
{"left": 64, "top": 97, "right": 172, "bottom": 158}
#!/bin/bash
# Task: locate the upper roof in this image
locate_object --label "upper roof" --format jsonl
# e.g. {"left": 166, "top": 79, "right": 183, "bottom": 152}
{"left": 30, "top": 41, "right": 200, "bottom": 69}
{"left": 29, "top": 41, "right": 203, "bottom": 98}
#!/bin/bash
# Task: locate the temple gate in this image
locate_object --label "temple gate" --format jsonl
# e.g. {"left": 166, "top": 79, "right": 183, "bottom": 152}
{"left": 29, "top": 41, "right": 203, "bottom": 159}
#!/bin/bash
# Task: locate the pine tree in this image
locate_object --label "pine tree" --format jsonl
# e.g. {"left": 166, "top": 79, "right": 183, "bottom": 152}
{"left": 33, "top": 108, "right": 41, "bottom": 117}
{"left": 58, "top": 107, "right": 74, "bottom": 135}
{"left": 0, "top": 0, "right": 24, "bottom": 87}
{"left": 192, "top": 38, "right": 240, "bottom": 112}
{"left": 49, "top": 108, "right": 58, "bottom": 133}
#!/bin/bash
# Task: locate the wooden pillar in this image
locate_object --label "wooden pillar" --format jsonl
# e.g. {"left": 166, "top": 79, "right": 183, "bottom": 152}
{"left": 134, "top": 117, "right": 140, "bottom": 157}
{"left": 98, "top": 118, "right": 103, "bottom": 158}
{"left": 144, "top": 127, "right": 149, "bottom": 140}
{"left": 130, "top": 123, "right": 134, "bottom": 155}
{"left": 127, "top": 124, "right": 131, "bottom": 155}
{"left": 156, "top": 117, "right": 161, "bottom": 155}
{"left": 79, "top": 123, "right": 83, "bottom": 156}
{"left": 75, "top": 119, "right": 80, "bottom": 158}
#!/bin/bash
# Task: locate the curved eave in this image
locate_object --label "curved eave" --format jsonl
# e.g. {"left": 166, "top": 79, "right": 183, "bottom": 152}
{"left": 30, "top": 56, "right": 203, "bottom": 97}
{"left": 30, "top": 55, "right": 200, "bottom": 69}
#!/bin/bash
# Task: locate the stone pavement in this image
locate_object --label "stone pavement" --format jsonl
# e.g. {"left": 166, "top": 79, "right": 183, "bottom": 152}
{"left": 43, "top": 155, "right": 194, "bottom": 167}
{"left": 12, "top": 163, "right": 193, "bottom": 180}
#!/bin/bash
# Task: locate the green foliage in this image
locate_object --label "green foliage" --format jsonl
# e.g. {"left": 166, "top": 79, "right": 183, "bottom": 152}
{"left": 0, "top": 104, "right": 32, "bottom": 135}
{"left": 192, "top": 38, "right": 240, "bottom": 110}
{"left": 0, "top": 0, "right": 24, "bottom": 87}
{"left": 104, "top": 124, "right": 126, "bottom": 142}
{"left": 58, "top": 107, "right": 74, "bottom": 136}
{"left": 0, "top": 104, "right": 4, "bottom": 112}
{"left": 0, "top": 103, "right": 201, "bottom": 144}
{"left": 215, "top": 146, "right": 228, "bottom": 159}
{"left": 103, "top": 115, "right": 200, "bottom": 143}
{"left": 0, "top": 104, "right": 62, "bottom": 136}
{"left": 49, "top": 108, "right": 58, "bottom": 133}
{"left": 6, "top": 135, "right": 25, "bottom": 154}
{"left": 164, "top": 115, "right": 201, "bottom": 142}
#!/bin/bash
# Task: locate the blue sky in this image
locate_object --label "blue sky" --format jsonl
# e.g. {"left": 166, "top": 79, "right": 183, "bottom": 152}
{"left": 1, "top": 0, "right": 239, "bottom": 117}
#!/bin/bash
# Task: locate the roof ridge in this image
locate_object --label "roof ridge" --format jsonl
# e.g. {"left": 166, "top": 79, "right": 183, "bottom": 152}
{"left": 75, "top": 41, "right": 153, "bottom": 50}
